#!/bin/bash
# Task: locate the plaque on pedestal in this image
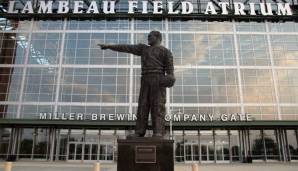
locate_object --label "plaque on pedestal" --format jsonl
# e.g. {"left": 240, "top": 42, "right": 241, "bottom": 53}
{"left": 117, "top": 137, "right": 174, "bottom": 171}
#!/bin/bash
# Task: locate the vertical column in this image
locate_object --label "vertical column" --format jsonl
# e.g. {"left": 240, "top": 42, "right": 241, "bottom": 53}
{"left": 282, "top": 129, "right": 289, "bottom": 162}
{"left": 8, "top": 128, "right": 17, "bottom": 157}
{"left": 49, "top": 128, "right": 56, "bottom": 161}
{"left": 16, "top": 19, "right": 34, "bottom": 119}
{"left": 82, "top": 129, "right": 86, "bottom": 162}
{"left": 55, "top": 129, "right": 61, "bottom": 161}
{"left": 97, "top": 129, "right": 101, "bottom": 161}
{"left": 265, "top": 21, "right": 281, "bottom": 120}
{"left": 238, "top": 130, "right": 243, "bottom": 161}
{"left": 278, "top": 129, "right": 287, "bottom": 161}
{"left": 6, "top": 128, "right": 12, "bottom": 158}
{"left": 165, "top": 17, "right": 172, "bottom": 139}
{"left": 261, "top": 130, "right": 267, "bottom": 161}
{"left": 276, "top": 129, "right": 282, "bottom": 161}
{"left": 15, "top": 128, "right": 22, "bottom": 160}
{"left": 246, "top": 129, "right": 251, "bottom": 158}
{"left": 31, "top": 128, "right": 36, "bottom": 160}
{"left": 53, "top": 18, "right": 68, "bottom": 114}
{"left": 244, "top": 130, "right": 249, "bottom": 158}
{"left": 66, "top": 129, "right": 70, "bottom": 161}
{"left": 129, "top": 18, "right": 134, "bottom": 119}
{"left": 213, "top": 129, "right": 216, "bottom": 163}
{"left": 51, "top": 18, "right": 67, "bottom": 161}
{"left": 232, "top": 20, "right": 245, "bottom": 116}
{"left": 240, "top": 129, "right": 248, "bottom": 161}
{"left": 10, "top": 128, "right": 18, "bottom": 158}
{"left": 228, "top": 130, "right": 232, "bottom": 163}
{"left": 198, "top": 129, "right": 201, "bottom": 164}
{"left": 283, "top": 129, "right": 290, "bottom": 161}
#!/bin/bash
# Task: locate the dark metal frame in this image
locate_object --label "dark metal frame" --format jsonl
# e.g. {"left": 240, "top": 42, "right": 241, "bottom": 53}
{"left": 1, "top": 0, "right": 298, "bottom": 21}
{"left": 1, "top": 119, "right": 298, "bottom": 129}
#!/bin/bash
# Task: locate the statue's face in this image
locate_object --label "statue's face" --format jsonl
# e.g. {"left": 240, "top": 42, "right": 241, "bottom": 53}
{"left": 148, "top": 32, "right": 161, "bottom": 46}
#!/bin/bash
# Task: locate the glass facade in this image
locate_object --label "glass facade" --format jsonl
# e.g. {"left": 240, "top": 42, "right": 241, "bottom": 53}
{"left": 1, "top": 18, "right": 298, "bottom": 120}
{"left": 1, "top": 0, "right": 298, "bottom": 164}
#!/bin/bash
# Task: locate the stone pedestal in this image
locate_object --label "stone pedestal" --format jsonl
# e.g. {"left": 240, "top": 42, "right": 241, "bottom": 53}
{"left": 117, "top": 137, "right": 174, "bottom": 171}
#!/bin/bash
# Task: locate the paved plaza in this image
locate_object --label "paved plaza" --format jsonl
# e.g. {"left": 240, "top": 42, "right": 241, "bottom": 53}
{"left": 0, "top": 162, "right": 298, "bottom": 171}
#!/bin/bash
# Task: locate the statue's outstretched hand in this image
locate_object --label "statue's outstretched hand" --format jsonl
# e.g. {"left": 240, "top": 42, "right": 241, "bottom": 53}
{"left": 97, "top": 44, "right": 109, "bottom": 50}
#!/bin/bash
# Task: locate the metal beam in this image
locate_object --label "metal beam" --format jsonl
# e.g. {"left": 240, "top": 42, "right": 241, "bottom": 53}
{"left": 173, "top": 0, "right": 182, "bottom": 11}
{"left": 1, "top": 119, "right": 298, "bottom": 130}
{"left": 209, "top": 0, "right": 222, "bottom": 10}
{"left": 1, "top": 12, "right": 297, "bottom": 21}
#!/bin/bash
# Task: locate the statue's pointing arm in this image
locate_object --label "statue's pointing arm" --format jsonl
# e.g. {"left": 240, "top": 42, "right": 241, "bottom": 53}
{"left": 101, "top": 43, "right": 145, "bottom": 56}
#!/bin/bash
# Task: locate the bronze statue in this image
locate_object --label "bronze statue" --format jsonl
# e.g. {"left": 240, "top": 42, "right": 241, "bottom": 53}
{"left": 98, "top": 31, "right": 175, "bottom": 138}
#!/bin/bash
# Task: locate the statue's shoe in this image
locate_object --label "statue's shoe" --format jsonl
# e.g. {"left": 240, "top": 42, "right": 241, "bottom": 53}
{"left": 152, "top": 133, "right": 164, "bottom": 139}
{"left": 126, "top": 133, "right": 143, "bottom": 139}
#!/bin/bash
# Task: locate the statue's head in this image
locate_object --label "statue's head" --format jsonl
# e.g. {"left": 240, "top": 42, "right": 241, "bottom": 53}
{"left": 148, "top": 31, "right": 162, "bottom": 46}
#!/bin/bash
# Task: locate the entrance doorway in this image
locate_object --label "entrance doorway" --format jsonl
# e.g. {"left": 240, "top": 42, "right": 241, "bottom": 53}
{"left": 68, "top": 142, "right": 82, "bottom": 161}
{"left": 67, "top": 142, "right": 113, "bottom": 162}
{"left": 83, "top": 143, "right": 98, "bottom": 161}
{"left": 185, "top": 143, "right": 199, "bottom": 162}
{"left": 200, "top": 143, "right": 214, "bottom": 162}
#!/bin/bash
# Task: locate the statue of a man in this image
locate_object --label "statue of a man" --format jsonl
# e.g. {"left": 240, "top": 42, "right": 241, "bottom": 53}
{"left": 98, "top": 31, "right": 175, "bottom": 138}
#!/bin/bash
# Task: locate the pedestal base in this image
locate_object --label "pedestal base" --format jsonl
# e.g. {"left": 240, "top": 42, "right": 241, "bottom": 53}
{"left": 117, "top": 137, "right": 174, "bottom": 171}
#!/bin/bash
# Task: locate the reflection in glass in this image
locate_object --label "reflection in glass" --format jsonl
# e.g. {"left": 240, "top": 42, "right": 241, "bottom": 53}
{"left": 67, "top": 19, "right": 130, "bottom": 30}
{"left": 281, "top": 107, "right": 298, "bottom": 120}
{"left": 200, "top": 130, "right": 214, "bottom": 162}
{"left": 230, "top": 130, "right": 240, "bottom": 162}
{"left": 0, "top": 19, "right": 31, "bottom": 31}
{"left": 169, "top": 34, "right": 235, "bottom": 66}
{"left": 215, "top": 130, "right": 229, "bottom": 162}
{"left": 57, "top": 129, "right": 69, "bottom": 160}
{"left": 286, "top": 130, "right": 298, "bottom": 160}
{"left": 69, "top": 129, "right": 84, "bottom": 142}
{"left": 271, "top": 35, "right": 298, "bottom": 66}
{"left": 244, "top": 106, "right": 278, "bottom": 120}
{"left": 85, "top": 130, "right": 99, "bottom": 143}
{"left": 19, "top": 128, "right": 34, "bottom": 159}
{"left": 64, "top": 33, "right": 130, "bottom": 65}
{"left": 238, "top": 35, "right": 270, "bottom": 66}
{"left": 0, "top": 33, "right": 28, "bottom": 64}
{"left": 184, "top": 131, "right": 199, "bottom": 162}
{"left": 99, "top": 144, "right": 113, "bottom": 161}
{"left": 269, "top": 22, "right": 298, "bottom": 32}
{"left": 174, "top": 132, "right": 184, "bottom": 162}
{"left": 235, "top": 21, "right": 266, "bottom": 32}
{"left": 135, "top": 19, "right": 165, "bottom": 31}
{"left": 0, "top": 105, "right": 18, "bottom": 119}
{"left": 0, "top": 128, "right": 11, "bottom": 160}
{"left": 33, "top": 19, "right": 64, "bottom": 30}
{"left": 20, "top": 105, "right": 54, "bottom": 119}
{"left": 75, "top": 144, "right": 82, "bottom": 160}
{"left": 276, "top": 69, "right": 298, "bottom": 104}
{"left": 169, "top": 19, "right": 233, "bottom": 32}
{"left": 91, "top": 144, "right": 98, "bottom": 160}
{"left": 33, "top": 128, "right": 50, "bottom": 159}
{"left": 263, "top": 130, "right": 280, "bottom": 160}
{"left": 84, "top": 144, "right": 90, "bottom": 160}
{"left": 68, "top": 143, "right": 75, "bottom": 160}
{"left": 29, "top": 33, "right": 62, "bottom": 65}
{"left": 168, "top": 69, "right": 239, "bottom": 104}
{"left": 0, "top": 67, "right": 23, "bottom": 102}
{"left": 60, "top": 68, "right": 129, "bottom": 103}
{"left": 249, "top": 130, "right": 265, "bottom": 160}
{"left": 23, "top": 67, "right": 57, "bottom": 102}
{"left": 241, "top": 69, "right": 276, "bottom": 104}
